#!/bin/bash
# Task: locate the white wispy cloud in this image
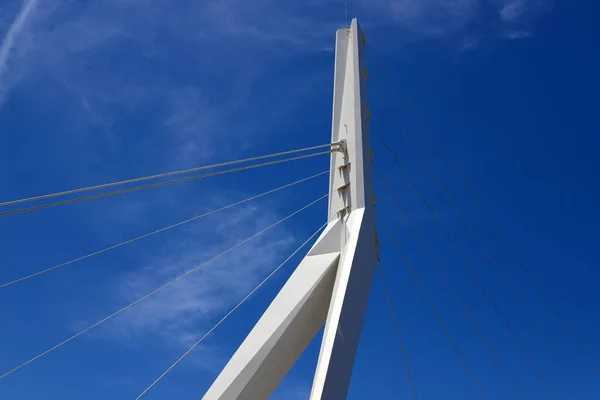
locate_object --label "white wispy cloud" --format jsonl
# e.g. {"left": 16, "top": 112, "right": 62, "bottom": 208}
{"left": 93, "top": 202, "right": 296, "bottom": 364}
{"left": 0, "top": 0, "right": 552, "bottom": 338}
{"left": 0, "top": 2, "right": 559, "bottom": 397}
{"left": 0, "top": 0, "right": 551, "bottom": 384}
{"left": 365, "top": 0, "right": 480, "bottom": 38}
{"left": 200, "top": 0, "right": 551, "bottom": 45}
{"left": 500, "top": 0, "right": 537, "bottom": 22}
{"left": 0, "top": 0, "right": 37, "bottom": 107}
{"left": 497, "top": 0, "right": 551, "bottom": 38}
{"left": 0, "top": 0, "right": 553, "bottom": 115}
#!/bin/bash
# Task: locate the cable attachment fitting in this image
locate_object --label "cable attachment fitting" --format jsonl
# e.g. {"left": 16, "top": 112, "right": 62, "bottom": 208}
{"left": 332, "top": 140, "right": 346, "bottom": 154}
{"left": 337, "top": 206, "right": 349, "bottom": 219}
{"left": 337, "top": 183, "right": 350, "bottom": 193}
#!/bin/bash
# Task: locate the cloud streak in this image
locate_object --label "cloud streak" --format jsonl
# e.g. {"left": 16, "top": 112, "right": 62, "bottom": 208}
{"left": 0, "top": 0, "right": 37, "bottom": 107}
{"left": 496, "top": 0, "right": 551, "bottom": 38}
{"left": 0, "top": 0, "right": 553, "bottom": 113}
{"left": 0, "top": 0, "right": 553, "bottom": 360}
{"left": 500, "top": 0, "right": 538, "bottom": 22}
{"left": 0, "top": 0, "right": 554, "bottom": 393}
{"left": 1, "top": 2, "right": 554, "bottom": 348}
{"left": 90, "top": 201, "right": 298, "bottom": 369}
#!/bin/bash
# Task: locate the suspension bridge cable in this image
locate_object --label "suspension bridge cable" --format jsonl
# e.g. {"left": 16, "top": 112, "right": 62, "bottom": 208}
{"left": 0, "top": 193, "right": 328, "bottom": 380}
{"left": 371, "top": 124, "right": 559, "bottom": 400}
{"left": 378, "top": 218, "right": 488, "bottom": 400}
{"left": 136, "top": 222, "right": 328, "bottom": 399}
{"left": 377, "top": 263, "right": 419, "bottom": 400}
{"left": 0, "top": 143, "right": 340, "bottom": 208}
{"left": 371, "top": 87, "right": 588, "bottom": 398}
{"left": 368, "top": 52, "right": 600, "bottom": 379}
{"left": 374, "top": 166, "right": 524, "bottom": 400}
{"left": 0, "top": 151, "right": 333, "bottom": 218}
{"left": 0, "top": 171, "right": 329, "bottom": 289}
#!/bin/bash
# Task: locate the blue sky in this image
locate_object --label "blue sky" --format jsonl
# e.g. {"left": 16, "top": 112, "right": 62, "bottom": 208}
{"left": 1, "top": 0, "right": 599, "bottom": 399}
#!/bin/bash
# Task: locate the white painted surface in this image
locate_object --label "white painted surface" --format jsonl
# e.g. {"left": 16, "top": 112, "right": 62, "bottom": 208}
{"left": 203, "top": 18, "right": 375, "bottom": 400}
{"left": 311, "top": 19, "right": 376, "bottom": 399}
{"left": 202, "top": 224, "right": 342, "bottom": 400}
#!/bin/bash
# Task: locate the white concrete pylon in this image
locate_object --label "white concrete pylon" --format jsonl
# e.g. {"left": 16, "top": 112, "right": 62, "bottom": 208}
{"left": 202, "top": 18, "right": 376, "bottom": 400}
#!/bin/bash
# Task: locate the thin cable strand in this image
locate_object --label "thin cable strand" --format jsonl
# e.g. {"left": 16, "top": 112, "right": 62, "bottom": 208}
{"left": 374, "top": 83, "right": 576, "bottom": 398}
{"left": 375, "top": 166, "right": 524, "bottom": 400}
{"left": 371, "top": 87, "right": 587, "bottom": 396}
{"left": 0, "top": 194, "right": 327, "bottom": 380}
{"left": 371, "top": 123, "right": 558, "bottom": 399}
{"left": 377, "top": 264, "right": 419, "bottom": 400}
{"left": 0, "top": 143, "right": 339, "bottom": 208}
{"left": 378, "top": 218, "right": 488, "bottom": 400}
{"left": 136, "top": 222, "right": 328, "bottom": 399}
{"left": 0, "top": 171, "right": 329, "bottom": 289}
{"left": 0, "top": 151, "right": 332, "bottom": 218}
{"left": 369, "top": 51, "right": 600, "bottom": 379}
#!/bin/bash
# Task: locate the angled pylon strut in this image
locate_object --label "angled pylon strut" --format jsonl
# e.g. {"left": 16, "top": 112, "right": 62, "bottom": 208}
{"left": 203, "top": 19, "right": 376, "bottom": 400}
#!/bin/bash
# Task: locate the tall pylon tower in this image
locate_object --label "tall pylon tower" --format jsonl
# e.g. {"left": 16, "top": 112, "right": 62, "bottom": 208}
{"left": 203, "top": 18, "right": 376, "bottom": 400}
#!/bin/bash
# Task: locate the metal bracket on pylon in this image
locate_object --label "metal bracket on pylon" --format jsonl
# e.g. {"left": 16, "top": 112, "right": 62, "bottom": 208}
{"left": 337, "top": 183, "right": 350, "bottom": 193}
{"left": 332, "top": 140, "right": 346, "bottom": 153}
{"left": 337, "top": 206, "right": 349, "bottom": 219}
{"left": 339, "top": 162, "right": 351, "bottom": 172}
